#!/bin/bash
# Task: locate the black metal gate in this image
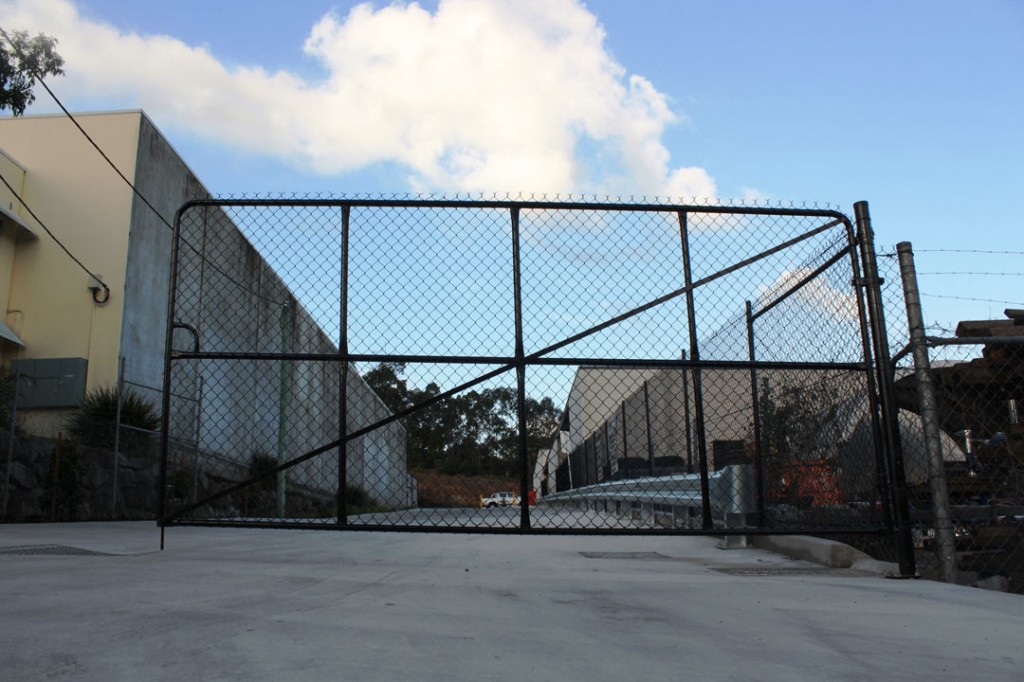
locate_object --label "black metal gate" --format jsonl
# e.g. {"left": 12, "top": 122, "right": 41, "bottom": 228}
{"left": 158, "top": 198, "right": 911, "bottom": 567}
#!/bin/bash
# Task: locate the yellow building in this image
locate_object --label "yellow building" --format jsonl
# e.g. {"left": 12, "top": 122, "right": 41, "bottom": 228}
{"left": 0, "top": 110, "right": 185, "bottom": 435}
{"left": 0, "top": 110, "right": 416, "bottom": 511}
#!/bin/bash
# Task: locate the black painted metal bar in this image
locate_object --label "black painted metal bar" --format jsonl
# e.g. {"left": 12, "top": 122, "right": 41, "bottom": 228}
{"left": 843, "top": 215, "right": 894, "bottom": 535}
{"left": 855, "top": 201, "right": 916, "bottom": 578}
{"left": 621, "top": 400, "right": 628, "bottom": 479}
{"left": 677, "top": 211, "right": 713, "bottom": 529}
{"left": 680, "top": 350, "right": 694, "bottom": 475}
{"left": 158, "top": 203, "right": 190, "bottom": 548}
{"left": 746, "top": 300, "right": 766, "bottom": 523}
{"left": 750, "top": 248, "right": 849, "bottom": 322}
{"left": 337, "top": 205, "right": 350, "bottom": 525}
{"left": 644, "top": 380, "right": 655, "bottom": 477}
{"left": 177, "top": 196, "right": 853, "bottom": 221}
{"left": 510, "top": 207, "right": 531, "bottom": 530}
{"left": 162, "top": 516, "right": 890, "bottom": 537}
{"left": 170, "top": 350, "right": 865, "bottom": 372}
{"left": 603, "top": 420, "right": 611, "bottom": 480}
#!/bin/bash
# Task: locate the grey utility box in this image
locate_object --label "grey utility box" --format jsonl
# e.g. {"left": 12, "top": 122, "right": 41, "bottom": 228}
{"left": 10, "top": 357, "right": 89, "bottom": 409}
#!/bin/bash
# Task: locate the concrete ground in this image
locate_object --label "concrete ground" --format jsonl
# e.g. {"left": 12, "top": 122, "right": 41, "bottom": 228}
{"left": 1, "top": 522, "right": 1021, "bottom": 681}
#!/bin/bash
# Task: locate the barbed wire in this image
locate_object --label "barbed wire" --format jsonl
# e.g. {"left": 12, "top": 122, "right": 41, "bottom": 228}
{"left": 912, "top": 248, "right": 1024, "bottom": 256}
{"left": 917, "top": 271, "right": 1024, "bottom": 277}
{"left": 920, "top": 293, "right": 1024, "bottom": 306}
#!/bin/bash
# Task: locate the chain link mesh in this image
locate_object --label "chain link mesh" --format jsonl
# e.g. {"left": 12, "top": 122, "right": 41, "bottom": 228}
{"left": 878, "top": 250, "right": 1023, "bottom": 591}
{"left": 161, "top": 198, "right": 889, "bottom": 536}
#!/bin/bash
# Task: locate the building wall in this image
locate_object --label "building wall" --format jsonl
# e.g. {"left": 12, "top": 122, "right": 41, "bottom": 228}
{"left": 0, "top": 148, "right": 32, "bottom": 323}
{"left": 0, "top": 111, "right": 141, "bottom": 433}
{"left": 0, "top": 111, "right": 414, "bottom": 508}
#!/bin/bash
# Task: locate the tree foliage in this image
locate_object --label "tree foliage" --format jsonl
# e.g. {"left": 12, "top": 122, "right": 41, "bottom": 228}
{"left": 0, "top": 29, "right": 64, "bottom": 116}
{"left": 363, "top": 362, "right": 560, "bottom": 478}
{"left": 755, "top": 375, "right": 845, "bottom": 502}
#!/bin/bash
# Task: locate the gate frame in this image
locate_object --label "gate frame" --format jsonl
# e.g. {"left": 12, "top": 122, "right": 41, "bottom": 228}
{"left": 156, "top": 198, "right": 914, "bottom": 574}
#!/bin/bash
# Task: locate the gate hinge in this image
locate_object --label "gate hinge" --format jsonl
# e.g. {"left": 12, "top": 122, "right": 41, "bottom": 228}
{"left": 852, "top": 276, "right": 884, "bottom": 288}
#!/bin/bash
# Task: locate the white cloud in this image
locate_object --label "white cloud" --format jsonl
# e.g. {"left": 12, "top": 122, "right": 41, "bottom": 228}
{"left": 758, "top": 267, "right": 858, "bottom": 321}
{"left": 3, "top": 0, "right": 719, "bottom": 197}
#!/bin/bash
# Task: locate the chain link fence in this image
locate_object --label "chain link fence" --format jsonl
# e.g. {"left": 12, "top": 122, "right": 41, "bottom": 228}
{"left": 0, "top": 359, "right": 161, "bottom": 522}
{"left": 881, "top": 246, "right": 1024, "bottom": 592}
{"left": 159, "top": 197, "right": 905, "bottom": 545}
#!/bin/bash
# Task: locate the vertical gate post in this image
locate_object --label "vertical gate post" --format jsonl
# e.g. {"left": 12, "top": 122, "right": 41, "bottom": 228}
{"left": 897, "top": 241, "right": 957, "bottom": 582}
{"left": 745, "top": 301, "right": 766, "bottom": 523}
{"left": 159, "top": 204, "right": 190, "bottom": 548}
{"left": 510, "top": 207, "right": 531, "bottom": 530}
{"left": 644, "top": 380, "right": 655, "bottom": 476}
{"left": 854, "top": 201, "right": 916, "bottom": 577}
{"left": 337, "top": 205, "right": 351, "bottom": 525}
{"left": 680, "top": 350, "right": 694, "bottom": 475}
{"left": 277, "top": 302, "right": 292, "bottom": 518}
{"left": 620, "top": 401, "right": 628, "bottom": 480}
{"left": 677, "top": 211, "right": 713, "bottom": 529}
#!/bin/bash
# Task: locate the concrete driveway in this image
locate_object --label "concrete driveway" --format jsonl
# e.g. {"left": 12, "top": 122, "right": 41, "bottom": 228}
{"left": 1, "top": 522, "right": 1020, "bottom": 681}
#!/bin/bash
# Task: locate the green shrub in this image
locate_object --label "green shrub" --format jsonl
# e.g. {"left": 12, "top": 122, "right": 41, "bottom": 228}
{"left": 67, "top": 386, "right": 159, "bottom": 453}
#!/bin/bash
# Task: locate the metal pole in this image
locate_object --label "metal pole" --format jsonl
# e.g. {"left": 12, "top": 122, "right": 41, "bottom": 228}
{"left": 598, "top": 419, "right": 606, "bottom": 477}
{"left": 510, "top": 207, "right": 531, "bottom": 530}
{"left": 2, "top": 368, "right": 21, "bottom": 520}
{"left": 677, "top": 211, "right": 713, "bottom": 529}
{"left": 621, "top": 400, "right": 628, "bottom": 479}
{"left": 193, "top": 376, "right": 204, "bottom": 504}
{"left": 277, "top": 302, "right": 292, "bottom": 518}
{"left": 681, "top": 350, "right": 693, "bottom": 474}
{"left": 160, "top": 204, "right": 193, "bottom": 548}
{"left": 337, "top": 205, "right": 350, "bottom": 524}
{"left": 843, "top": 216, "right": 894, "bottom": 537}
{"left": 854, "top": 201, "right": 916, "bottom": 577}
{"left": 112, "top": 356, "right": 125, "bottom": 518}
{"left": 644, "top": 380, "right": 656, "bottom": 476}
{"left": 897, "top": 241, "right": 957, "bottom": 582}
{"left": 746, "top": 301, "right": 766, "bottom": 523}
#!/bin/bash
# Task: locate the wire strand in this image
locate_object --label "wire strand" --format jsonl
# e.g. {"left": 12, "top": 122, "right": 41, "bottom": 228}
{"left": 917, "top": 271, "right": 1024, "bottom": 277}
{"left": 912, "top": 248, "right": 1024, "bottom": 256}
{"left": 29, "top": 77, "right": 285, "bottom": 306}
{"left": 920, "top": 292, "right": 1024, "bottom": 307}
{"left": 0, "top": 27, "right": 287, "bottom": 308}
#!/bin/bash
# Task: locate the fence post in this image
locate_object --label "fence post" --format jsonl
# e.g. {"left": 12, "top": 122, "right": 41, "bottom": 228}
{"left": 2, "top": 368, "right": 21, "bottom": 520}
{"left": 680, "top": 350, "right": 693, "bottom": 475}
{"left": 854, "top": 201, "right": 916, "bottom": 577}
{"left": 896, "top": 242, "right": 958, "bottom": 582}
{"left": 643, "top": 380, "right": 655, "bottom": 476}
{"left": 677, "top": 210, "right": 713, "bottom": 529}
{"left": 112, "top": 356, "right": 125, "bottom": 519}
{"left": 745, "top": 301, "right": 767, "bottom": 524}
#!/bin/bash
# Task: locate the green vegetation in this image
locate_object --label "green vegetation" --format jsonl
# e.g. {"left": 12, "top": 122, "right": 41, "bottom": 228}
{"left": 67, "top": 386, "right": 160, "bottom": 453}
{"left": 0, "top": 29, "right": 64, "bottom": 116}
{"left": 362, "top": 362, "right": 560, "bottom": 478}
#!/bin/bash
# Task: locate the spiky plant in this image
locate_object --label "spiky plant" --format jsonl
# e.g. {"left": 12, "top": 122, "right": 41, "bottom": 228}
{"left": 67, "top": 386, "right": 159, "bottom": 453}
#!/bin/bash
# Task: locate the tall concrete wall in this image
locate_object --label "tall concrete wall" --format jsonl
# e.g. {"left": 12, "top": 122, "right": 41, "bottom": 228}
{"left": 122, "top": 114, "right": 413, "bottom": 508}
{"left": 0, "top": 110, "right": 415, "bottom": 503}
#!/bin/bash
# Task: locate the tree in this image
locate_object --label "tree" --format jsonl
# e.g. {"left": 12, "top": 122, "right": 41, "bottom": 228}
{"left": 362, "top": 362, "right": 561, "bottom": 478}
{"left": 0, "top": 29, "right": 64, "bottom": 116}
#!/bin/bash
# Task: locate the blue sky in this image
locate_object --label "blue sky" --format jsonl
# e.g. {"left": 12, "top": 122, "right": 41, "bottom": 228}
{"left": 4, "top": 0, "right": 1023, "bottom": 334}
